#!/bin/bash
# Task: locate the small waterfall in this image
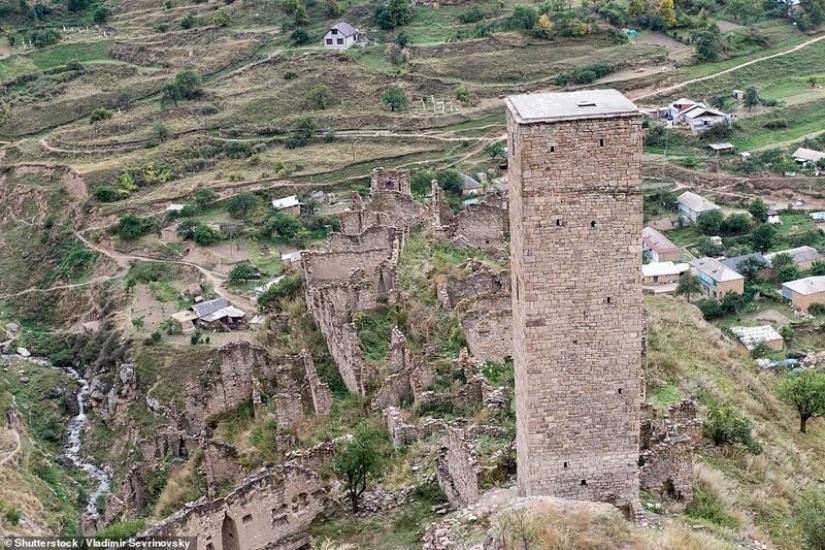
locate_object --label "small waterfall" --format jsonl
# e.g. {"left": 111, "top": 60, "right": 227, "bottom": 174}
{"left": 2, "top": 354, "right": 112, "bottom": 518}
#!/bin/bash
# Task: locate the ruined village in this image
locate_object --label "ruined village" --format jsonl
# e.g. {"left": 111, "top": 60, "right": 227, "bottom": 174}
{"left": 4, "top": 0, "right": 825, "bottom": 547}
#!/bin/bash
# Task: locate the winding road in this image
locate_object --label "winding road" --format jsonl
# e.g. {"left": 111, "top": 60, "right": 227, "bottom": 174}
{"left": 631, "top": 33, "right": 825, "bottom": 102}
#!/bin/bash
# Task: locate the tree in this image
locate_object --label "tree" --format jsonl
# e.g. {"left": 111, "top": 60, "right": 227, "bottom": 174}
{"left": 695, "top": 24, "right": 722, "bottom": 63}
{"left": 116, "top": 214, "right": 150, "bottom": 240}
{"left": 704, "top": 404, "right": 760, "bottom": 452}
{"left": 229, "top": 262, "right": 258, "bottom": 283}
{"left": 720, "top": 213, "right": 751, "bottom": 235}
{"left": 656, "top": 0, "right": 676, "bottom": 27}
{"left": 696, "top": 209, "right": 724, "bottom": 235}
{"left": 174, "top": 69, "right": 202, "bottom": 99}
{"left": 226, "top": 192, "right": 261, "bottom": 219}
{"left": 811, "top": 260, "right": 825, "bottom": 275}
{"left": 386, "top": 0, "right": 415, "bottom": 27}
{"left": 510, "top": 5, "right": 539, "bottom": 30}
{"left": 628, "top": 0, "right": 646, "bottom": 17}
{"left": 809, "top": 76, "right": 818, "bottom": 88}
{"left": 744, "top": 86, "right": 760, "bottom": 110}
{"left": 720, "top": 292, "right": 746, "bottom": 315}
{"left": 395, "top": 30, "right": 410, "bottom": 48}
{"left": 213, "top": 7, "right": 231, "bottom": 26}
{"left": 325, "top": 0, "right": 343, "bottom": 17}
{"left": 726, "top": 0, "right": 762, "bottom": 23}
{"left": 180, "top": 13, "right": 196, "bottom": 29}
{"left": 697, "top": 298, "right": 724, "bottom": 320}
{"left": 294, "top": 2, "right": 308, "bottom": 26}
{"left": 291, "top": 28, "right": 311, "bottom": 45}
{"left": 334, "top": 421, "right": 385, "bottom": 513}
{"left": 736, "top": 256, "right": 767, "bottom": 284}
{"left": 381, "top": 86, "right": 408, "bottom": 112}
{"left": 776, "top": 370, "right": 825, "bottom": 433}
{"left": 751, "top": 223, "right": 776, "bottom": 253}
{"left": 152, "top": 123, "right": 170, "bottom": 142}
{"left": 777, "top": 263, "right": 800, "bottom": 283}
{"left": 771, "top": 252, "right": 794, "bottom": 271}
{"left": 748, "top": 198, "right": 768, "bottom": 222}
{"left": 307, "top": 85, "right": 330, "bottom": 109}
{"left": 269, "top": 212, "right": 304, "bottom": 239}
{"left": 484, "top": 141, "right": 506, "bottom": 160}
{"left": 676, "top": 274, "right": 702, "bottom": 303}
{"left": 67, "top": 0, "right": 88, "bottom": 12}
{"left": 193, "top": 224, "right": 221, "bottom": 245}
{"left": 193, "top": 188, "right": 216, "bottom": 211}
{"left": 93, "top": 6, "right": 110, "bottom": 23}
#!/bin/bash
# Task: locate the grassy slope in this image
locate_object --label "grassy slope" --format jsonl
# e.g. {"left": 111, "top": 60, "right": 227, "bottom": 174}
{"left": 646, "top": 295, "right": 825, "bottom": 549}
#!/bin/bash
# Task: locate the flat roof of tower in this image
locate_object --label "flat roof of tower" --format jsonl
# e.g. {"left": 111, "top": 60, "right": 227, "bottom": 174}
{"left": 505, "top": 90, "right": 640, "bottom": 124}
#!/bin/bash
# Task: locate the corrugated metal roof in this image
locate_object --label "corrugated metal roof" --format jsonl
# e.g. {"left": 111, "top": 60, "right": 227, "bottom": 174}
{"left": 730, "top": 325, "right": 783, "bottom": 350}
{"left": 642, "top": 226, "right": 680, "bottom": 254}
{"left": 272, "top": 195, "right": 300, "bottom": 210}
{"left": 330, "top": 22, "right": 358, "bottom": 37}
{"left": 201, "top": 306, "right": 245, "bottom": 323}
{"left": 792, "top": 147, "right": 825, "bottom": 163}
{"left": 678, "top": 191, "right": 719, "bottom": 214}
{"left": 783, "top": 276, "right": 825, "bottom": 295}
{"left": 765, "top": 246, "right": 823, "bottom": 265}
{"left": 721, "top": 253, "right": 768, "bottom": 273}
{"left": 689, "top": 257, "right": 744, "bottom": 282}
{"left": 642, "top": 261, "right": 688, "bottom": 277}
{"left": 192, "top": 297, "right": 230, "bottom": 318}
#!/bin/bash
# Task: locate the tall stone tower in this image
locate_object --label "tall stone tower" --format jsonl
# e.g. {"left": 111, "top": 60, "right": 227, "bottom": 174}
{"left": 505, "top": 90, "right": 644, "bottom": 505}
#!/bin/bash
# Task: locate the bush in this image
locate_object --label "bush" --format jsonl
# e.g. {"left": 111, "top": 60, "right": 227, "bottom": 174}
{"left": 89, "top": 108, "right": 113, "bottom": 124}
{"left": 696, "top": 298, "right": 724, "bottom": 320}
{"left": 795, "top": 487, "right": 825, "bottom": 550}
{"left": 94, "top": 186, "right": 123, "bottom": 203}
{"left": 4, "top": 508, "right": 21, "bottom": 526}
{"left": 180, "top": 13, "right": 196, "bottom": 28}
{"left": 763, "top": 119, "right": 789, "bottom": 129}
{"left": 809, "top": 303, "right": 825, "bottom": 316}
{"left": 459, "top": 5, "right": 485, "bottom": 23}
{"left": 704, "top": 404, "right": 761, "bottom": 453}
{"left": 685, "top": 483, "right": 738, "bottom": 528}
{"left": 193, "top": 224, "right": 222, "bottom": 245}
{"left": 257, "top": 276, "right": 303, "bottom": 311}
{"left": 116, "top": 214, "right": 153, "bottom": 240}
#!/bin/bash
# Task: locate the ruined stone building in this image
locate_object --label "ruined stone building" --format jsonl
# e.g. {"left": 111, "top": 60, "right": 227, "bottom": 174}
{"left": 505, "top": 90, "right": 644, "bottom": 505}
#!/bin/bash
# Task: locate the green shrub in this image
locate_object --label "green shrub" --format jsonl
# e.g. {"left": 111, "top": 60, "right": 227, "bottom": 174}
{"left": 116, "top": 214, "right": 154, "bottom": 240}
{"left": 795, "top": 487, "right": 825, "bottom": 550}
{"left": 704, "top": 404, "right": 761, "bottom": 453}
{"left": 257, "top": 276, "right": 303, "bottom": 311}
{"left": 696, "top": 298, "right": 724, "bottom": 320}
{"left": 4, "top": 507, "right": 21, "bottom": 526}
{"left": 809, "top": 303, "right": 825, "bottom": 316}
{"left": 89, "top": 108, "right": 113, "bottom": 124}
{"left": 94, "top": 186, "right": 123, "bottom": 202}
{"left": 685, "top": 483, "right": 738, "bottom": 528}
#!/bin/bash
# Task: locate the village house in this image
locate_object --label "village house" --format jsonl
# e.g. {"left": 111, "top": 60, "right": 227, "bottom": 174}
{"left": 707, "top": 142, "right": 735, "bottom": 156}
{"left": 272, "top": 195, "right": 301, "bottom": 216}
{"left": 281, "top": 251, "right": 302, "bottom": 265}
{"left": 667, "top": 98, "right": 698, "bottom": 121}
{"left": 461, "top": 174, "right": 484, "bottom": 196}
{"left": 791, "top": 147, "right": 825, "bottom": 166}
{"left": 677, "top": 191, "right": 720, "bottom": 223}
{"left": 721, "top": 253, "right": 770, "bottom": 281}
{"left": 730, "top": 325, "right": 784, "bottom": 352}
{"left": 682, "top": 105, "right": 730, "bottom": 135}
{"left": 689, "top": 256, "right": 745, "bottom": 300}
{"left": 642, "top": 261, "right": 688, "bottom": 287}
{"left": 782, "top": 276, "right": 825, "bottom": 312}
{"left": 642, "top": 227, "right": 681, "bottom": 263}
{"left": 766, "top": 208, "right": 782, "bottom": 225}
{"left": 765, "top": 246, "right": 824, "bottom": 271}
{"left": 322, "top": 22, "right": 359, "bottom": 50}
{"left": 191, "top": 297, "right": 246, "bottom": 330}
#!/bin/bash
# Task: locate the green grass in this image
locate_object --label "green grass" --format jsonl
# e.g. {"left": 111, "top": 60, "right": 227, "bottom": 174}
{"left": 733, "top": 98, "right": 825, "bottom": 150}
{"left": 662, "top": 226, "right": 701, "bottom": 247}
{"left": 776, "top": 212, "right": 816, "bottom": 235}
{"left": 30, "top": 41, "right": 114, "bottom": 70}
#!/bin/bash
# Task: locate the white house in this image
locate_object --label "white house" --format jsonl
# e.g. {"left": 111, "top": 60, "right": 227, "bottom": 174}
{"left": 767, "top": 208, "right": 782, "bottom": 225}
{"left": 677, "top": 191, "right": 720, "bottom": 223}
{"left": 682, "top": 105, "right": 730, "bottom": 135}
{"left": 667, "top": 98, "right": 698, "bottom": 121}
{"left": 323, "top": 22, "right": 359, "bottom": 50}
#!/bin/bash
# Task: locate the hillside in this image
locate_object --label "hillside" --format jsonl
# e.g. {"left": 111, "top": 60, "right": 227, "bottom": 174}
{"left": 2, "top": 0, "right": 825, "bottom": 546}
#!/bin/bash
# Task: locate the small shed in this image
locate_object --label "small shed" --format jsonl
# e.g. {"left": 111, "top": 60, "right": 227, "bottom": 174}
{"left": 272, "top": 195, "right": 301, "bottom": 216}
{"left": 766, "top": 209, "right": 782, "bottom": 225}
{"left": 731, "top": 325, "right": 784, "bottom": 351}
{"left": 732, "top": 89, "right": 745, "bottom": 100}
{"left": 707, "top": 142, "right": 735, "bottom": 156}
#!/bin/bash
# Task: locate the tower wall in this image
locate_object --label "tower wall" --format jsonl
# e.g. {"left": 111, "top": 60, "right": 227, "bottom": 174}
{"left": 505, "top": 91, "right": 644, "bottom": 504}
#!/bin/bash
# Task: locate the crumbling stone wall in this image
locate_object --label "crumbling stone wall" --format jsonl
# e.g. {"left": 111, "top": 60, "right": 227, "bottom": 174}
{"left": 458, "top": 294, "right": 513, "bottom": 363}
{"left": 639, "top": 401, "right": 701, "bottom": 509}
{"left": 451, "top": 204, "right": 508, "bottom": 254}
{"left": 437, "top": 264, "right": 510, "bottom": 310}
{"left": 302, "top": 248, "right": 394, "bottom": 285}
{"left": 368, "top": 191, "right": 424, "bottom": 227}
{"left": 327, "top": 225, "right": 405, "bottom": 253}
{"left": 436, "top": 424, "right": 479, "bottom": 509}
{"left": 141, "top": 463, "right": 327, "bottom": 550}
{"left": 370, "top": 327, "right": 436, "bottom": 410}
{"left": 204, "top": 440, "right": 243, "bottom": 498}
{"left": 370, "top": 167, "right": 411, "bottom": 195}
{"left": 385, "top": 407, "right": 446, "bottom": 447}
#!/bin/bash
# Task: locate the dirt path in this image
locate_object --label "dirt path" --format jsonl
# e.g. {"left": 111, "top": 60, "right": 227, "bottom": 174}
{"left": 73, "top": 233, "right": 254, "bottom": 310}
{"left": 0, "top": 428, "right": 21, "bottom": 467}
{"left": 630, "top": 33, "right": 825, "bottom": 102}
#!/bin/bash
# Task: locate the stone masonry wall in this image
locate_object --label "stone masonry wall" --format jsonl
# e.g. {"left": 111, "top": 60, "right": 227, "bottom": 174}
{"left": 437, "top": 264, "right": 511, "bottom": 310}
{"left": 371, "top": 167, "right": 411, "bottom": 195}
{"left": 141, "top": 463, "right": 327, "bottom": 550}
{"left": 458, "top": 293, "right": 513, "bottom": 363}
{"left": 506, "top": 94, "right": 644, "bottom": 504}
{"left": 452, "top": 204, "right": 508, "bottom": 254}
{"left": 435, "top": 424, "right": 479, "bottom": 509}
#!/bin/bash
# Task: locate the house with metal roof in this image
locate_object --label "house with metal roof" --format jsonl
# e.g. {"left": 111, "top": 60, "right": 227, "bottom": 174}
{"left": 271, "top": 195, "right": 301, "bottom": 216}
{"left": 730, "top": 325, "right": 784, "bottom": 351}
{"left": 792, "top": 147, "right": 825, "bottom": 166}
{"left": 642, "top": 227, "right": 681, "bottom": 263}
{"left": 782, "top": 276, "right": 825, "bottom": 312}
{"left": 642, "top": 261, "right": 689, "bottom": 287}
{"left": 323, "top": 22, "right": 359, "bottom": 50}
{"left": 765, "top": 246, "right": 824, "bottom": 270}
{"left": 721, "top": 253, "right": 769, "bottom": 280}
{"left": 677, "top": 191, "right": 720, "bottom": 223}
{"left": 707, "top": 142, "right": 735, "bottom": 156}
{"left": 190, "top": 297, "right": 246, "bottom": 328}
{"left": 689, "top": 257, "right": 745, "bottom": 300}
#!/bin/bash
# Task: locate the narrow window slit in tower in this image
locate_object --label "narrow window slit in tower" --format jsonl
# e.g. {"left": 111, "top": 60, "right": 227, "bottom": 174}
{"left": 550, "top": 146, "right": 555, "bottom": 153}
{"left": 580, "top": 480, "right": 587, "bottom": 486}
{"left": 606, "top": 297, "right": 611, "bottom": 304}
{"left": 564, "top": 462, "right": 568, "bottom": 469}
{"left": 618, "top": 388, "right": 622, "bottom": 395}
{"left": 556, "top": 219, "right": 561, "bottom": 227}
{"left": 599, "top": 138, "right": 605, "bottom": 147}
{"left": 591, "top": 221, "right": 596, "bottom": 228}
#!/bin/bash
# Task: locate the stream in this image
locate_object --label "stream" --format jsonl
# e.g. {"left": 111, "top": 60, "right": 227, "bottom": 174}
{"left": 1, "top": 354, "right": 111, "bottom": 518}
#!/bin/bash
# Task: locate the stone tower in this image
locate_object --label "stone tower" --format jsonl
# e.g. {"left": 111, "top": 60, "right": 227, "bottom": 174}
{"left": 504, "top": 90, "right": 644, "bottom": 505}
